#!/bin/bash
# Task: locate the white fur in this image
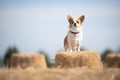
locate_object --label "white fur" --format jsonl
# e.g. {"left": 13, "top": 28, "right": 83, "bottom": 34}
{"left": 67, "top": 31, "right": 83, "bottom": 51}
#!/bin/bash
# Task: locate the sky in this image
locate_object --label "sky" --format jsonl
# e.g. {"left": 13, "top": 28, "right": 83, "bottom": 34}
{"left": 0, "top": 0, "right": 120, "bottom": 59}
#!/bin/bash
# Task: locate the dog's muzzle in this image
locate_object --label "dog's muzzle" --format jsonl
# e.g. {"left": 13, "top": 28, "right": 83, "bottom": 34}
{"left": 74, "top": 23, "right": 76, "bottom": 27}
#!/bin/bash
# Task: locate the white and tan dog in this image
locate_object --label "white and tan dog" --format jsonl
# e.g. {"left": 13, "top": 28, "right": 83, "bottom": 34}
{"left": 64, "top": 15, "right": 85, "bottom": 52}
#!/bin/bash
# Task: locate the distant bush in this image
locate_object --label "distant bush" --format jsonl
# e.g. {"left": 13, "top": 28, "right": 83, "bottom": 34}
{"left": 3, "top": 46, "right": 19, "bottom": 67}
{"left": 101, "top": 49, "right": 113, "bottom": 61}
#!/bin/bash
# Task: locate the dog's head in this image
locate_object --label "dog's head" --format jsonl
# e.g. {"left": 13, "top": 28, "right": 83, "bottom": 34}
{"left": 67, "top": 15, "right": 85, "bottom": 32}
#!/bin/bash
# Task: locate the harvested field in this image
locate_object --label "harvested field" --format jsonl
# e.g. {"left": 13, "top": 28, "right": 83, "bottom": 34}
{"left": 1, "top": 52, "right": 120, "bottom": 80}
{"left": 0, "top": 68, "right": 119, "bottom": 80}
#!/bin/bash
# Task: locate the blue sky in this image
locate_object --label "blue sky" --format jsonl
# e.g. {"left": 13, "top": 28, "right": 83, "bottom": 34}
{"left": 0, "top": 0, "right": 120, "bottom": 59}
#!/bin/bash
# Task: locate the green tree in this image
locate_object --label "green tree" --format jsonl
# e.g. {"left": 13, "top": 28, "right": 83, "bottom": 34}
{"left": 38, "top": 51, "right": 54, "bottom": 68}
{"left": 3, "top": 46, "right": 19, "bottom": 67}
{"left": 101, "top": 49, "right": 113, "bottom": 61}
{"left": 117, "top": 48, "right": 120, "bottom": 53}
{"left": 0, "top": 57, "right": 3, "bottom": 67}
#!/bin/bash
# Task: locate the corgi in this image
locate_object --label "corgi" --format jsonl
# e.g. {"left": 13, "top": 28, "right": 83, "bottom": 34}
{"left": 64, "top": 15, "right": 85, "bottom": 52}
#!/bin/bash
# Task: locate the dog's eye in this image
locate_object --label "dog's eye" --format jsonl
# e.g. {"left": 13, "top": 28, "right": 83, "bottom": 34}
{"left": 72, "top": 21, "right": 74, "bottom": 24}
{"left": 76, "top": 21, "right": 79, "bottom": 23}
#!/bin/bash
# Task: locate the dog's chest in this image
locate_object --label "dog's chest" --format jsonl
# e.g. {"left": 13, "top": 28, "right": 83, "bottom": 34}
{"left": 68, "top": 32, "right": 83, "bottom": 43}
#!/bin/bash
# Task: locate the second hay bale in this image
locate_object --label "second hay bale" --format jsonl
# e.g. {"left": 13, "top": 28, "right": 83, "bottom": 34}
{"left": 10, "top": 54, "right": 47, "bottom": 69}
{"left": 105, "top": 53, "right": 120, "bottom": 68}
{"left": 55, "top": 51, "right": 103, "bottom": 69}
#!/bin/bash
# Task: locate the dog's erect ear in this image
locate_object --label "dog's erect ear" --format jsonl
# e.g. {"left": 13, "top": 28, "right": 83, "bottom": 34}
{"left": 67, "top": 15, "right": 73, "bottom": 23}
{"left": 79, "top": 15, "right": 85, "bottom": 23}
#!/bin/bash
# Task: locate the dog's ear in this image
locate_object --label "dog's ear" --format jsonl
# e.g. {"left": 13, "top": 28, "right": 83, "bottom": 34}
{"left": 67, "top": 15, "right": 73, "bottom": 23}
{"left": 79, "top": 15, "right": 85, "bottom": 23}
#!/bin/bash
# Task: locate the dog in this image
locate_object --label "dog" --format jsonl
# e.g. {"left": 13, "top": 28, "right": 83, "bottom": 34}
{"left": 64, "top": 15, "right": 85, "bottom": 52}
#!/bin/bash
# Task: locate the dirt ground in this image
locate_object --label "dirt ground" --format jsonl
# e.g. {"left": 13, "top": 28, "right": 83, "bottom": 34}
{"left": 0, "top": 67, "right": 119, "bottom": 80}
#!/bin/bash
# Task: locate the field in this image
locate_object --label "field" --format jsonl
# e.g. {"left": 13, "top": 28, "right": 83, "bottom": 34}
{"left": 0, "top": 67, "right": 120, "bottom": 80}
{"left": 0, "top": 52, "right": 120, "bottom": 80}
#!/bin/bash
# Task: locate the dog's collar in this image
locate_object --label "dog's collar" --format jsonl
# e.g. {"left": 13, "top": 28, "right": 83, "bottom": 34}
{"left": 70, "top": 31, "right": 80, "bottom": 34}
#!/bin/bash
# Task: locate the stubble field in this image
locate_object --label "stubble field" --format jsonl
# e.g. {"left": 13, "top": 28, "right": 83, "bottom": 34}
{"left": 0, "top": 67, "right": 120, "bottom": 80}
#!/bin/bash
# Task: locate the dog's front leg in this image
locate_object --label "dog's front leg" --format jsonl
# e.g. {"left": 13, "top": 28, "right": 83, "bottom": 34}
{"left": 68, "top": 44, "right": 72, "bottom": 52}
{"left": 77, "top": 45, "right": 80, "bottom": 52}
{"left": 71, "top": 44, "right": 77, "bottom": 52}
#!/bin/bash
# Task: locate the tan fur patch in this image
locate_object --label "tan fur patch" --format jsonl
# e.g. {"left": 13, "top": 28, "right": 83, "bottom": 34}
{"left": 67, "top": 15, "right": 74, "bottom": 24}
{"left": 64, "top": 35, "right": 69, "bottom": 51}
{"left": 79, "top": 15, "right": 85, "bottom": 23}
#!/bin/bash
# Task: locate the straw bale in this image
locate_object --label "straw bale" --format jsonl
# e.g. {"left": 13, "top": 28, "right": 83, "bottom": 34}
{"left": 105, "top": 53, "right": 120, "bottom": 68}
{"left": 10, "top": 54, "right": 47, "bottom": 69}
{"left": 55, "top": 51, "right": 103, "bottom": 69}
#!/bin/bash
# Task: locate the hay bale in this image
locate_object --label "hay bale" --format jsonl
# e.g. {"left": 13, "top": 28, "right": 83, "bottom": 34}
{"left": 105, "top": 53, "right": 120, "bottom": 68}
{"left": 10, "top": 54, "right": 47, "bottom": 69}
{"left": 55, "top": 51, "right": 103, "bottom": 69}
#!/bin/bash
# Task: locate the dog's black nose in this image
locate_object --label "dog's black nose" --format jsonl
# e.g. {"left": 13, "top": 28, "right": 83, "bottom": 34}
{"left": 74, "top": 23, "right": 76, "bottom": 26}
